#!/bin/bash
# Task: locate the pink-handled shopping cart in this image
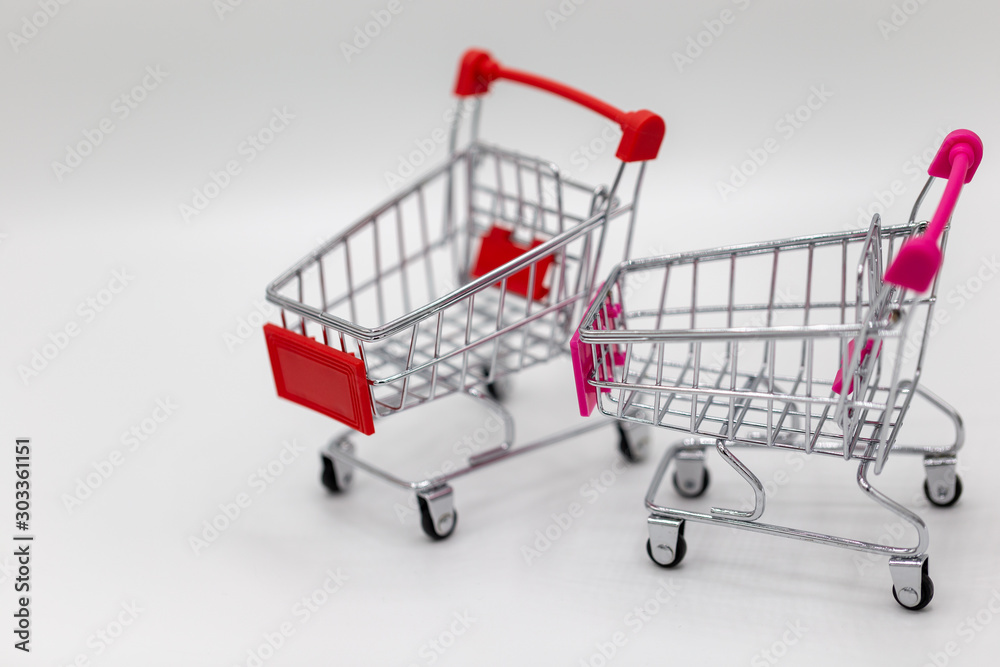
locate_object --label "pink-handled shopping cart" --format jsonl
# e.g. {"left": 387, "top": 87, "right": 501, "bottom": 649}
{"left": 573, "top": 130, "right": 982, "bottom": 609}
{"left": 263, "top": 49, "right": 664, "bottom": 539}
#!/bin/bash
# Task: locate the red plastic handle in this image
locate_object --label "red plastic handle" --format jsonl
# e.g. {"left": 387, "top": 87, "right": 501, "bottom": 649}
{"left": 454, "top": 48, "right": 665, "bottom": 163}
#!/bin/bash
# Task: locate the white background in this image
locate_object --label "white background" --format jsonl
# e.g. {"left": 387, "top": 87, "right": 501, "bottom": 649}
{"left": 2, "top": 1, "right": 1000, "bottom": 665}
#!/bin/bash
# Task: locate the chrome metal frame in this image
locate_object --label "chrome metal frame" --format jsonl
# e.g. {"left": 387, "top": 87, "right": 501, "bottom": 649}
{"left": 579, "top": 178, "right": 965, "bottom": 608}
{"left": 266, "top": 98, "right": 652, "bottom": 535}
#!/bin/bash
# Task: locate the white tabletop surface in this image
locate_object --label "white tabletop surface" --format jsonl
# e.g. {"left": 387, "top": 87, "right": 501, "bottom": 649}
{"left": 2, "top": 1, "right": 999, "bottom": 665}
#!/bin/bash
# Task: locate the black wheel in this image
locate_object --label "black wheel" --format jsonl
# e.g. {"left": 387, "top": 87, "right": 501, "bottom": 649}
{"left": 320, "top": 454, "right": 343, "bottom": 493}
{"left": 320, "top": 453, "right": 352, "bottom": 493}
{"left": 486, "top": 380, "right": 506, "bottom": 402}
{"left": 672, "top": 468, "right": 710, "bottom": 499}
{"left": 418, "top": 495, "right": 457, "bottom": 541}
{"left": 482, "top": 365, "right": 510, "bottom": 402}
{"left": 924, "top": 475, "right": 963, "bottom": 508}
{"left": 617, "top": 422, "right": 648, "bottom": 463}
{"left": 892, "top": 560, "right": 934, "bottom": 611}
{"left": 646, "top": 533, "right": 687, "bottom": 568}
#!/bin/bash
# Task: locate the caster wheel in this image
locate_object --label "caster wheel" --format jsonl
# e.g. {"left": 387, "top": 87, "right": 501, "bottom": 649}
{"left": 486, "top": 380, "right": 508, "bottom": 402}
{"left": 646, "top": 534, "right": 687, "bottom": 568}
{"left": 320, "top": 453, "right": 352, "bottom": 493}
{"left": 483, "top": 367, "right": 511, "bottom": 402}
{"left": 673, "top": 468, "right": 710, "bottom": 498}
{"left": 893, "top": 560, "right": 934, "bottom": 611}
{"left": 418, "top": 495, "right": 457, "bottom": 540}
{"left": 924, "top": 475, "right": 962, "bottom": 507}
{"left": 617, "top": 422, "right": 649, "bottom": 463}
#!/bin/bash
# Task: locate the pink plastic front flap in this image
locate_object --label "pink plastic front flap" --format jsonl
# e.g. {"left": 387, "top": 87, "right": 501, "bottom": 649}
{"left": 832, "top": 338, "right": 881, "bottom": 396}
{"left": 571, "top": 289, "right": 624, "bottom": 416}
{"left": 570, "top": 329, "right": 598, "bottom": 416}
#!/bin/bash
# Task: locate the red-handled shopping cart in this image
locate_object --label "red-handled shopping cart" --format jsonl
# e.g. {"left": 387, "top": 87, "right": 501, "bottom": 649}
{"left": 264, "top": 49, "right": 664, "bottom": 539}
{"left": 573, "top": 130, "right": 982, "bottom": 609}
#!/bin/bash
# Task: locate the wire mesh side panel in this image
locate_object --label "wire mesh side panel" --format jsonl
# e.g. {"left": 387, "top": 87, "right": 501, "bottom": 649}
{"left": 460, "top": 142, "right": 615, "bottom": 281}
{"left": 272, "top": 154, "right": 466, "bottom": 338}
{"left": 268, "top": 144, "right": 631, "bottom": 419}
{"left": 586, "top": 220, "right": 938, "bottom": 461}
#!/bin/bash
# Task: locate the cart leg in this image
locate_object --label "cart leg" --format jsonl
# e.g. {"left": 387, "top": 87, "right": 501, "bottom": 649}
{"left": 321, "top": 437, "right": 355, "bottom": 493}
{"left": 417, "top": 485, "right": 458, "bottom": 540}
{"left": 617, "top": 409, "right": 650, "bottom": 463}
{"left": 672, "top": 448, "right": 709, "bottom": 498}
{"left": 857, "top": 454, "right": 934, "bottom": 609}
{"left": 646, "top": 516, "right": 686, "bottom": 568}
{"left": 711, "top": 439, "right": 765, "bottom": 521}
{"left": 889, "top": 555, "right": 933, "bottom": 610}
{"left": 464, "top": 387, "right": 515, "bottom": 459}
{"left": 909, "top": 385, "right": 964, "bottom": 506}
{"left": 914, "top": 384, "right": 965, "bottom": 456}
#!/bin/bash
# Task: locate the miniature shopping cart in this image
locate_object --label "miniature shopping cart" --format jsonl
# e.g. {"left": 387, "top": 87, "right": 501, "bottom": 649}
{"left": 572, "top": 130, "right": 982, "bottom": 609}
{"left": 263, "top": 49, "right": 664, "bottom": 539}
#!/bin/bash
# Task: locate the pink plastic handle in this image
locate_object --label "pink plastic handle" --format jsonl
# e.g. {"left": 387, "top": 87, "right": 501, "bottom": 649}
{"left": 884, "top": 129, "right": 983, "bottom": 291}
{"left": 922, "top": 130, "right": 982, "bottom": 246}
{"left": 453, "top": 48, "right": 665, "bottom": 163}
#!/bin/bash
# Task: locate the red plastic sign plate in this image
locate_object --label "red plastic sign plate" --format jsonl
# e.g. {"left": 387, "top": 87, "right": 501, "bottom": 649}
{"left": 264, "top": 324, "right": 375, "bottom": 435}
{"left": 470, "top": 225, "right": 554, "bottom": 301}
